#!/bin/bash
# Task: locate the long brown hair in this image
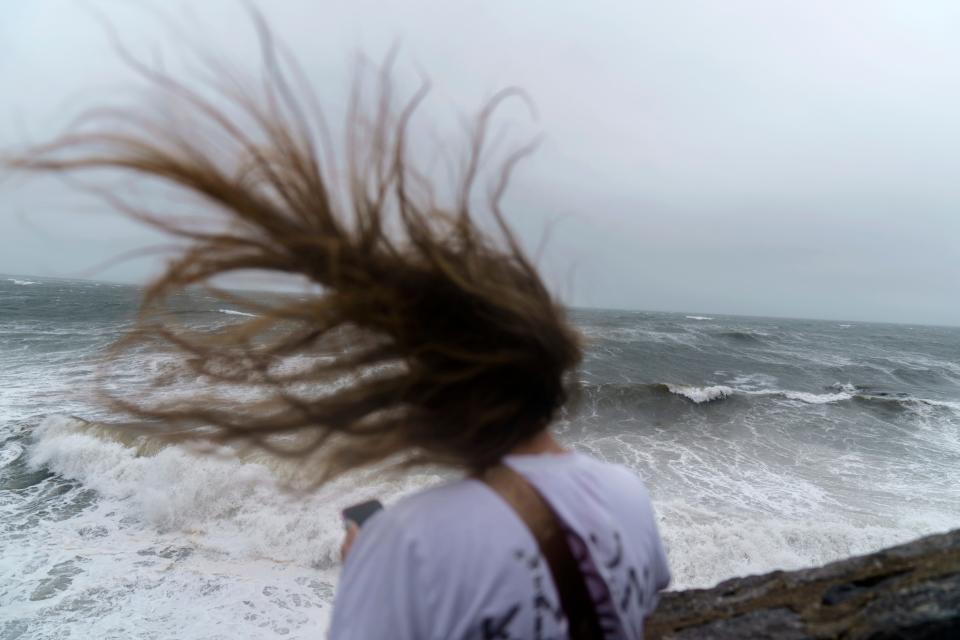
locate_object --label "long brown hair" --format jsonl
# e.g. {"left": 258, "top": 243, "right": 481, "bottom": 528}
{"left": 10, "top": 26, "right": 582, "bottom": 483}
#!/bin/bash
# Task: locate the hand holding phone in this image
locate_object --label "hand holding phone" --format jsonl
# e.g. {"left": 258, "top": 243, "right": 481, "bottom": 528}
{"left": 340, "top": 499, "right": 383, "bottom": 563}
{"left": 341, "top": 499, "right": 383, "bottom": 528}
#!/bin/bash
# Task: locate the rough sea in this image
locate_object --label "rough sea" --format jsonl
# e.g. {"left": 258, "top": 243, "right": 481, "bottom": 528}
{"left": 2, "top": 275, "right": 959, "bottom": 639}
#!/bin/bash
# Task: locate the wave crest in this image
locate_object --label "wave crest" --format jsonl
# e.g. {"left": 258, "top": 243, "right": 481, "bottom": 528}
{"left": 575, "top": 380, "right": 959, "bottom": 414}
{"left": 0, "top": 442, "right": 24, "bottom": 468}
{"left": 666, "top": 384, "right": 734, "bottom": 403}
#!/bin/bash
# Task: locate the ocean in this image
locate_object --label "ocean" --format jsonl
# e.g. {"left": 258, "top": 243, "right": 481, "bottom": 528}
{"left": 2, "top": 275, "right": 959, "bottom": 638}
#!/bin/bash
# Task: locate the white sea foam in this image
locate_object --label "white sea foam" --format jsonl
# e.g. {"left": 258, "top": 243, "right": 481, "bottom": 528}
{"left": 10, "top": 395, "right": 960, "bottom": 637}
{"left": 0, "top": 442, "right": 23, "bottom": 468}
{"left": 666, "top": 384, "right": 734, "bottom": 403}
{"left": 728, "top": 373, "right": 779, "bottom": 389}
{"left": 781, "top": 384, "right": 857, "bottom": 404}
{"left": 27, "top": 416, "right": 435, "bottom": 547}
{"left": 574, "top": 430, "right": 960, "bottom": 590}
{"left": 750, "top": 382, "right": 857, "bottom": 404}
{"left": 665, "top": 381, "right": 862, "bottom": 405}
{"left": 218, "top": 308, "right": 258, "bottom": 318}
{"left": 16, "top": 415, "right": 442, "bottom": 638}
{"left": 685, "top": 315, "right": 713, "bottom": 321}
{"left": 8, "top": 278, "right": 39, "bottom": 285}
{"left": 658, "top": 501, "right": 954, "bottom": 590}
{"left": 6, "top": 294, "right": 960, "bottom": 639}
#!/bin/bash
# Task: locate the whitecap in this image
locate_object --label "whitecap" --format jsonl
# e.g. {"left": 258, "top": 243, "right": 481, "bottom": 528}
{"left": 18, "top": 414, "right": 443, "bottom": 637}
{"left": 0, "top": 442, "right": 23, "bottom": 468}
{"left": 658, "top": 501, "right": 953, "bottom": 590}
{"left": 665, "top": 380, "right": 859, "bottom": 405}
{"left": 666, "top": 384, "right": 733, "bottom": 403}
{"left": 781, "top": 390, "right": 855, "bottom": 404}
{"left": 777, "top": 383, "right": 857, "bottom": 404}
{"left": 8, "top": 278, "right": 39, "bottom": 286}
{"left": 685, "top": 315, "right": 713, "bottom": 321}
{"left": 27, "top": 413, "right": 439, "bottom": 568}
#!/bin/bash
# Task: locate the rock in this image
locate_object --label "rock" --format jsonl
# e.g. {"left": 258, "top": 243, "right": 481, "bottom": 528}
{"left": 645, "top": 528, "right": 960, "bottom": 639}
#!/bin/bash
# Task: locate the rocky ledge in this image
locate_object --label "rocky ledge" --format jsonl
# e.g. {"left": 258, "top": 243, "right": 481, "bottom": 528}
{"left": 645, "top": 528, "right": 960, "bottom": 639}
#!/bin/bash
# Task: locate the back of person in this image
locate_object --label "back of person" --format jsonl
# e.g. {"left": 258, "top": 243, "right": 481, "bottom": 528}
{"left": 15, "top": 33, "right": 671, "bottom": 639}
{"left": 330, "top": 452, "right": 670, "bottom": 639}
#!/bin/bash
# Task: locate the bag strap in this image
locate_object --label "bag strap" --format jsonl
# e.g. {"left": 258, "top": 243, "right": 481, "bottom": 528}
{"left": 480, "top": 463, "right": 605, "bottom": 640}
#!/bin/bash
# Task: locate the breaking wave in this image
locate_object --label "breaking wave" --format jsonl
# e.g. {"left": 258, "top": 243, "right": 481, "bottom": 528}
{"left": 658, "top": 500, "right": 953, "bottom": 590}
{"left": 575, "top": 381, "right": 960, "bottom": 414}
{"left": 665, "top": 384, "right": 733, "bottom": 403}
{"left": 0, "top": 442, "right": 24, "bottom": 468}
{"left": 12, "top": 415, "right": 444, "bottom": 637}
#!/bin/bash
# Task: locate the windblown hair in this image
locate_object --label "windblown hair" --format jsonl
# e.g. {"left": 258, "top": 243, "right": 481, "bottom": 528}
{"left": 13, "top": 30, "right": 582, "bottom": 482}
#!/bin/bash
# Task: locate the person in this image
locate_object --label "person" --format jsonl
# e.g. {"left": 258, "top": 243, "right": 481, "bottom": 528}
{"left": 333, "top": 430, "right": 670, "bottom": 639}
{"left": 13, "top": 34, "right": 670, "bottom": 639}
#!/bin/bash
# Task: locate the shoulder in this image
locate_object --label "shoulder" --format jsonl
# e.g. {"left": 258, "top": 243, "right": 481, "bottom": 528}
{"left": 349, "top": 475, "right": 533, "bottom": 569}
{"left": 373, "top": 476, "right": 535, "bottom": 565}
{"left": 330, "top": 480, "right": 498, "bottom": 639}
{"left": 508, "top": 451, "right": 655, "bottom": 512}
{"left": 383, "top": 476, "right": 494, "bottom": 522}
{"left": 373, "top": 476, "right": 513, "bottom": 537}
{"left": 380, "top": 454, "right": 650, "bottom": 528}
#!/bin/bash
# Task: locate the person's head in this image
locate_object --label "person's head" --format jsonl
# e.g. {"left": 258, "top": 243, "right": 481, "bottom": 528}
{"left": 11, "top": 40, "right": 583, "bottom": 482}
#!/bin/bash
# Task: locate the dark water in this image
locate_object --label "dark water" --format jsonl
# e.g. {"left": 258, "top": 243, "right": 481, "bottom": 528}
{"left": 2, "top": 276, "right": 959, "bottom": 638}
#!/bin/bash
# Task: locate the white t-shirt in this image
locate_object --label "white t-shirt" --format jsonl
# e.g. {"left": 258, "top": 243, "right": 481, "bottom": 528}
{"left": 329, "top": 451, "right": 670, "bottom": 640}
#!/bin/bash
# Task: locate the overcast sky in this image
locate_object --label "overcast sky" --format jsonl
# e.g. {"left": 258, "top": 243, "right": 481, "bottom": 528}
{"left": 2, "top": 0, "right": 959, "bottom": 325}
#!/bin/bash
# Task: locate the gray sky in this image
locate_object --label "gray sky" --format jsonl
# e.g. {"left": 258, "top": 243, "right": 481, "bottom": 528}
{"left": 2, "top": 0, "right": 959, "bottom": 325}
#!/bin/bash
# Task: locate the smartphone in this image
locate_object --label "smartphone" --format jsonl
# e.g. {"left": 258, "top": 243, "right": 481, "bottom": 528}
{"left": 341, "top": 499, "right": 384, "bottom": 528}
